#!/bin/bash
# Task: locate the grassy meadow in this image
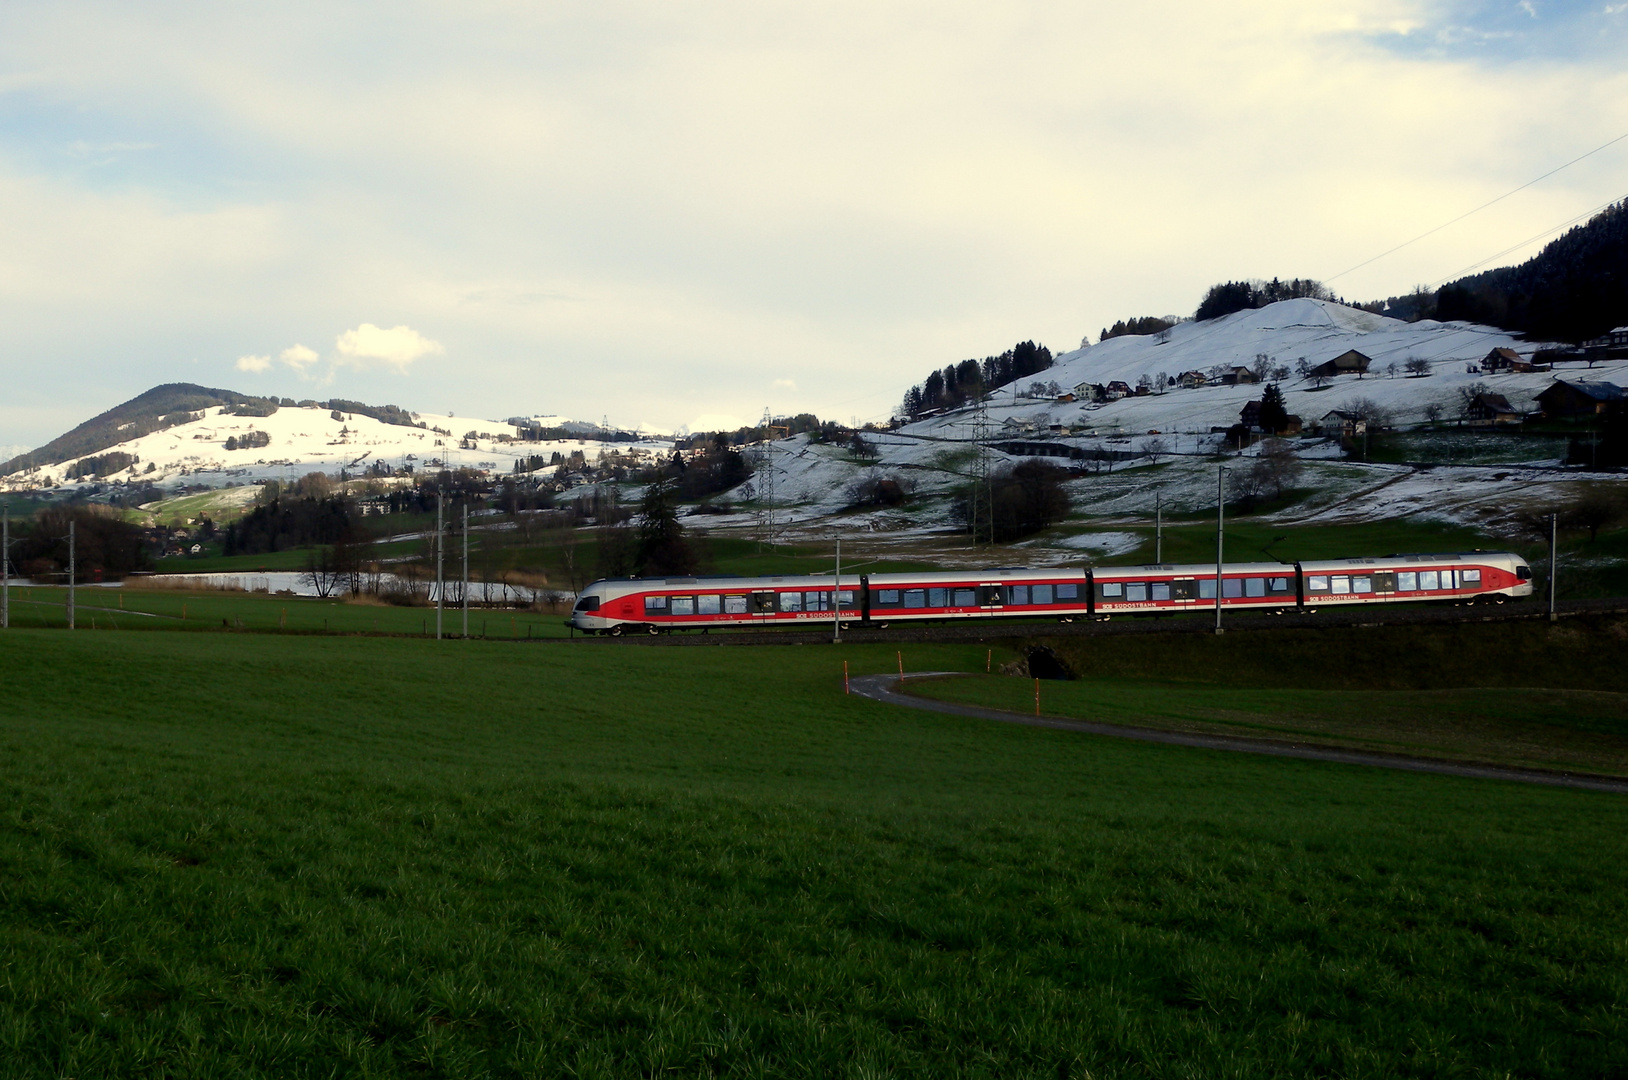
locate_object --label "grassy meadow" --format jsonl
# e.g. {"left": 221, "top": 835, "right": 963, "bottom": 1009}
{"left": 912, "top": 617, "right": 1628, "bottom": 777}
{"left": 0, "top": 627, "right": 1625, "bottom": 1076}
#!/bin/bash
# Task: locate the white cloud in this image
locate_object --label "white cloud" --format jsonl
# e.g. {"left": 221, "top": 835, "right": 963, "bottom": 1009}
{"left": 772, "top": 378, "right": 797, "bottom": 391}
{"left": 235, "top": 354, "right": 272, "bottom": 373}
{"left": 279, "top": 343, "right": 319, "bottom": 370}
{"left": 332, "top": 323, "right": 443, "bottom": 373}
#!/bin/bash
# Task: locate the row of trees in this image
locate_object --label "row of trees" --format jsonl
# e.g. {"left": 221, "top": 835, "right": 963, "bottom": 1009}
{"left": 2, "top": 504, "right": 151, "bottom": 582}
{"left": 1195, "top": 278, "right": 1335, "bottom": 322}
{"left": 901, "top": 341, "right": 1054, "bottom": 418}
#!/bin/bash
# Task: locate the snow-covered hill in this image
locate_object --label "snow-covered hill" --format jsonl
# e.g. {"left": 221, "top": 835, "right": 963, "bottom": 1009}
{"left": 904, "top": 298, "right": 1626, "bottom": 442}
{"left": 0, "top": 404, "right": 673, "bottom": 491}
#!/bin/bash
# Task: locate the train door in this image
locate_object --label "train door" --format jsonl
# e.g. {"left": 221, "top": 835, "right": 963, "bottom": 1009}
{"left": 1372, "top": 571, "right": 1397, "bottom": 602}
{"left": 1171, "top": 578, "right": 1199, "bottom": 605}
{"left": 979, "top": 584, "right": 1004, "bottom": 613}
{"left": 750, "top": 591, "right": 777, "bottom": 619}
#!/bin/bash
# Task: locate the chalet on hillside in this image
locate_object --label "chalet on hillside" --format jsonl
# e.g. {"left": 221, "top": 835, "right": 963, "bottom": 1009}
{"left": 1465, "top": 392, "right": 1521, "bottom": 426}
{"left": 1218, "top": 366, "right": 1257, "bottom": 386}
{"left": 1482, "top": 347, "right": 1520, "bottom": 373}
{"left": 1241, "top": 399, "right": 1303, "bottom": 435}
{"left": 1309, "top": 350, "right": 1372, "bottom": 379}
{"left": 1178, "top": 370, "right": 1209, "bottom": 389}
{"left": 1104, "top": 381, "right": 1133, "bottom": 401}
{"left": 1072, "top": 381, "right": 1103, "bottom": 402}
{"left": 1535, "top": 380, "right": 1625, "bottom": 418}
{"left": 1317, "top": 410, "right": 1366, "bottom": 438}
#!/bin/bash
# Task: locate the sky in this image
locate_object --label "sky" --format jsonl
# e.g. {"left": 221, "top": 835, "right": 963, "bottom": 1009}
{"left": 2, "top": 0, "right": 1626, "bottom": 448}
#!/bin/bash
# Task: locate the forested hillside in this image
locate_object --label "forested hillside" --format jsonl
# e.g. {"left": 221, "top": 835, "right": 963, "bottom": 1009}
{"left": 1434, "top": 199, "right": 1628, "bottom": 343}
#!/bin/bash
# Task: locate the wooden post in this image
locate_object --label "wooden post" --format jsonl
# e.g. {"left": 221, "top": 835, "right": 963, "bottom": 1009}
{"left": 897, "top": 651, "right": 903, "bottom": 677}
{"left": 1034, "top": 678, "right": 1040, "bottom": 716}
{"left": 843, "top": 660, "right": 849, "bottom": 694}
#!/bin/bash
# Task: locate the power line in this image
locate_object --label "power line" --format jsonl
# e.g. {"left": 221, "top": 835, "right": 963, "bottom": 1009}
{"left": 1327, "top": 128, "right": 1628, "bottom": 283}
{"left": 1426, "top": 191, "right": 1628, "bottom": 289}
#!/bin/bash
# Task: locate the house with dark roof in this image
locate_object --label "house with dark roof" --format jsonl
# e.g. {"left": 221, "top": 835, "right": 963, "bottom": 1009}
{"left": 1317, "top": 410, "right": 1366, "bottom": 437}
{"left": 1482, "top": 347, "right": 1520, "bottom": 373}
{"left": 1465, "top": 392, "right": 1521, "bottom": 426}
{"left": 1309, "top": 350, "right": 1371, "bottom": 379}
{"left": 1535, "top": 380, "right": 1624, "bottom": 418}
{"left": 1218, "top": 366, "right": 1257, "bottom": 386}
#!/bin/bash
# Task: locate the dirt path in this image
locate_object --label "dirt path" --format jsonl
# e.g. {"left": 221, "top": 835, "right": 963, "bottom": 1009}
{"left": 849, "top": 673, "right": 1628, "bottom": 795}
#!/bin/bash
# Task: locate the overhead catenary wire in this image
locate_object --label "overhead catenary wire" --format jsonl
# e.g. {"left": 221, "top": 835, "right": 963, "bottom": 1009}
{"left": 1326, "top": 128, "right": 1628, "bottom": 283}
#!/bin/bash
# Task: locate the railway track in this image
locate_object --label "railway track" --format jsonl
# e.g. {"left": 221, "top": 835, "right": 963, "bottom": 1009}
{"left": 549, "top": 596, "right": 1628, "bottom": 646}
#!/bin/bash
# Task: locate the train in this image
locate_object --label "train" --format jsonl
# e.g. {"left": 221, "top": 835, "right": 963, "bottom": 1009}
{"left": 564, "top": 551, "right": 1534, "bottom": 635}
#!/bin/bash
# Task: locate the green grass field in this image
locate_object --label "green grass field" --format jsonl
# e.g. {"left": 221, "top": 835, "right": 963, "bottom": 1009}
{"left": 0, "top": 628, "right": 1625, "bottom": 1076}
{"left": 908, "top": 617, "right": 1628, "bottom": 777}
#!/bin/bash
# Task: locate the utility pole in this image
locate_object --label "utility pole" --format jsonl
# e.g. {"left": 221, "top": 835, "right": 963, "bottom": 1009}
{"left": 832, "top": 537, "right": 842, "bottom": 644}
{"left": 1214, "top": 466, "right": 1226, "bottom": 635}
{"left": 462, "top": 502, "right": 470, "bottom": 639}
{"left": 2, "top": 509, "right": 9, "bottom": 630}
{"left": 1155, "top": 491, "right": 1163, "bottom": 564}
{"left": 67, "top": 520, "right": 76, "bottom": 631}
{"left": 1548, "top": 511, "right": 1558, "bottom": 622}
{"left": 435, "top": 494, "right": 444, "bottom": 640}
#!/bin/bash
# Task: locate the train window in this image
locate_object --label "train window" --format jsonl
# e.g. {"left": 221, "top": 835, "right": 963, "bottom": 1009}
{"left": 1352, "top": 576, "right": 1372, "bottom": 593}
{"left": 1098, "top": 582, "right": 1122, "bottom": 599}
{"left": 671, "top": 596, "right": 695, "bottom": 616}
{"left": 1441, "top": 570, "right": 1456, "bottom": 589}
{"left": 1516, "top": 565, "right": 1532, "bottom": 581}
{"left": 1269, "top": 577, "right": 1291, "bottom": 593}
{"left": 1398, "top": 572, "right": 1417, "bottom": 591}
{"left": 926, "top": 587, "right": 947, "bottom": 607}
{"left": 1331, "top": 576, "right": 1350, "bottom": 594}
{"left": 780, "top": 592, "right": 803, "bottom": 612}
{"left": 1033, "top": 584, "right": 1054, "bottom": 604}
{"left": 904, "top": 589, "right": 926, "bottom": 607}
{"left": 838, "top": 590, "right": 855, "bottom": 606}
{"left": 574, "top": 595, "right": 601, "bottom": 612}
{"left": 751, "top": 592, "right": 777, "bottom": 613}
{"left": 1125, "top": 583, "right": 1147, "bottom": 602}
{"left": 1057, "top": 583, "right": 1079, "bottom": 600}
{"left": 699, "top": 594, "right": 721, "bottom": 615}
{"left": 1245, "top": 578, "right": 1266, "bottom": 597}
{"left": 1199, "top": 578, "right": 1216, "bottom": 599}
{"left": 1307, "top": 576, "right": 1329, "bottom": 592}
{"left": 1011, "top": 584, "right": 1030, "bottom": 604}
{"left": 1463, "top": 569, "right": 1481, "bottom": 585}
{"left": 980, "top": 586, "right": 1003, "bottom": 606}
{"left": 805, "top": 591, "right": 829, "bottom": 612}
{"left": 644, "top": 596, "right": 667, "bottom": 613}
{"left": 953, "top": 588, "right": 977, "bottom": 607}
{"left": 1222, "top": 578, "right": 1243, "bottom": 599}
{"left": 724, "top": 594, "right": 748, "bottom": 614}
{"left": 1151, "top": 582, "right": 1171, "bottom": 601}
{"left": 1419, "top": 570, "right": 1439, "bottom": 590}
{"left": 875, "top": 589, "right": 900, "bottom": 606}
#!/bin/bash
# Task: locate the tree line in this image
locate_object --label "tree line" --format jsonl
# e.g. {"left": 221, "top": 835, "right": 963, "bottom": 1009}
{"left": 901, "top": 341, "right": 1054, "bottom": 418}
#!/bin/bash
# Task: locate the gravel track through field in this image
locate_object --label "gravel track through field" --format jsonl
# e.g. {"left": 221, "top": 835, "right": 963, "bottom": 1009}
{"left": 850, "top": 673, "right": 1628, "bottom": 795}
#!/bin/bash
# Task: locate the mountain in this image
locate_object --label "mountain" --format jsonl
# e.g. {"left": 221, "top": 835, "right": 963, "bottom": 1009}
{"left": 0, "top": 384, "right": 283, "bottom": 476}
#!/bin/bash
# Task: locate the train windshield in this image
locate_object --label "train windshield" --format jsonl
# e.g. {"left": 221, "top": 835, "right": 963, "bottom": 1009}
{"left": 574, "top": 595, "right": 601, "bottom": 612}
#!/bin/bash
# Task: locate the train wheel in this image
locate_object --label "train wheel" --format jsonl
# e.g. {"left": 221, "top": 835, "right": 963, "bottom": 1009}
{"left": 876, "top": 622, "right": 889, "bottom": 629}
{"left": 608, "top": 624, "right": 624, "bottom": 637}
{"left": 1059, "top": 616, "right": 1074, "bottom": 624}
{"left": 647, "top": 624, "right": 661, "bottom": 635}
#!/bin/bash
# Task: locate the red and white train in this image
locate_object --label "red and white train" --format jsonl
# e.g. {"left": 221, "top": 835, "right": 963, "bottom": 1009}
{"left": 566, "top": 551, "right": 1533, "bottom": 635}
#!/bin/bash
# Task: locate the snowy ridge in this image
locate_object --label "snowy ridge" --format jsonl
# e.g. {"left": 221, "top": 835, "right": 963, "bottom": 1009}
{"left": 1, "top": 404, "right": 674, "bottom": 490}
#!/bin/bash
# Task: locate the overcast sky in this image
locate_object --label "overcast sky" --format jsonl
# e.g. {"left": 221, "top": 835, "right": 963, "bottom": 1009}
{"left": 2, "top": 0, "right": 1625, "bottom": 448}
